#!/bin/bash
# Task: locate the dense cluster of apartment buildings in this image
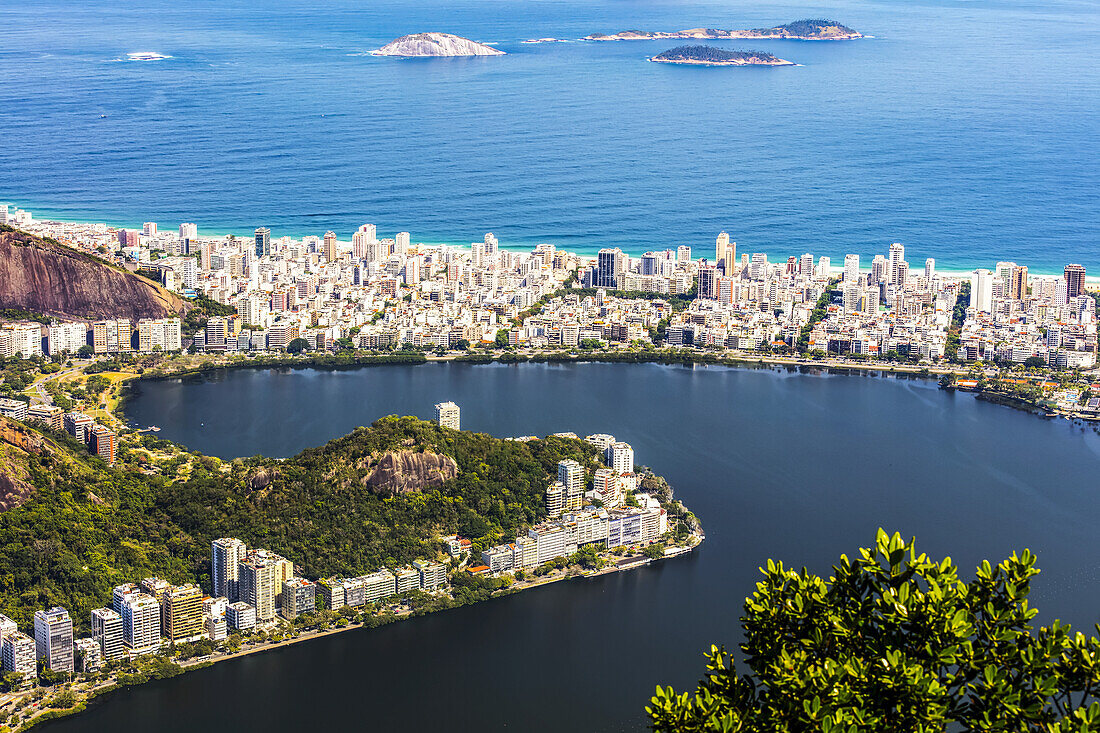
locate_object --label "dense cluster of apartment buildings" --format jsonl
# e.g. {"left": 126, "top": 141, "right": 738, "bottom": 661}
{"left": 0, "top": 318, "right": 183, "bottom": 358}
{"left": 479, "top": 434, "right": 668, "bottom": 574}
{"left": 5, "top": 211, "right": 1093, "bottom": 368}
{"left": 0, "top": 537, "right": 449, "bottom": 689}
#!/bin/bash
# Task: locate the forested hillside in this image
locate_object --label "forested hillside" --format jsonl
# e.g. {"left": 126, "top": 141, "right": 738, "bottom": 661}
{"left": 0, "top": 415, "right": 601, "bottom": 630}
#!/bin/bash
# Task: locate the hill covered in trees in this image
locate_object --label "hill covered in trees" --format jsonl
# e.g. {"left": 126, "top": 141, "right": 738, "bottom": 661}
{"left": 651, "top": 46, "right": 791, "bottom": 66}
{"left": 0, "top": 415, "right": 604, "bottom": 630}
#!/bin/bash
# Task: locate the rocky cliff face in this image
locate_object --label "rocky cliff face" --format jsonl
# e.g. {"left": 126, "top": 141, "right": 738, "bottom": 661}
{"left": 375, "top": 32, "right": 505, "bottom": 57}
{"left": 361, "top": 450, "right": 459, "bottom": 494}
{"left": 0, "top": 418, "right": 51, "bottom": 511}
{"left": 0, "top": 228, "right": 185, "bottom": 321}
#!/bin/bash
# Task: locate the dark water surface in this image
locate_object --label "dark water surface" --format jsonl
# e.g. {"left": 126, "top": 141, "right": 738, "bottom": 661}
{"left": 48, "top": 362, "right": 1100, "bottom": 732}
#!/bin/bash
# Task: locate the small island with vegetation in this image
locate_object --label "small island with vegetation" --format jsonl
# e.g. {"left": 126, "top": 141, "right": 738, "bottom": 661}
{"left": 650, "top": 45, "right": 794, "bottom": 66}
{"left": 586, "top": 19, "right": 863, "bottom": 42}
{"left": 374, "top": 32, "right": 505, "bottom": 57}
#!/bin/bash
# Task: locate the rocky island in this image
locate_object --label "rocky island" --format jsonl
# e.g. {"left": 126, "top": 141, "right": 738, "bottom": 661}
{"left": 374, "top": 32, "right": 505, "bottom": 57}
{"left": 650, "top": 45, "right": 794, "bottom": 66}
{"left": 586, "top": 19, "right": 862, "bottom": 42}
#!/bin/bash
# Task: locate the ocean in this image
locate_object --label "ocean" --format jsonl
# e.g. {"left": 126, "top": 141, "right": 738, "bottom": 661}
{"left": 1, "top": 0, "right": 1098, "bottom": 273}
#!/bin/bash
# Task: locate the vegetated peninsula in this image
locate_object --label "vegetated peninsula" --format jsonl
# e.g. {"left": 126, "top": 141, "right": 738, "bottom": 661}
{"left": 374, "top": 32, "right": 505, "bottom": 57}
{"left": 650, "top": 45, "right": 794, "bottom": 66}
{"left": 586, "top": 19, "right": 862, "bottom": 42}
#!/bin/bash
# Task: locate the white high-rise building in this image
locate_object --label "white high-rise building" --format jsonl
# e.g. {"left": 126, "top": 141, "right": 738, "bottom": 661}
{"left": 817, "top": 256, "right": 831, "bottom": 278}
{"left": 0, "top": 614, "right": 16, "bottom": 645}
{"left": 2, "top": 631, "right": 37, "bottom": 681}
{"left": 435, "top": 401, "right": 460, "bottom": 430}
{"left": 871, "top": 255, "right": 888, "bottom": 284}
{"left": 238, "top": 549, "right": 293, "bottom": 623}
{"left": 395, "top": 231, "right": 411, "bottom": 257}
{"left": 353, "top": 224, "right": 377, "bottom": 259}
{"left": 607, "top": 442, "right": 635, "bottom": 474}
{"left": 799, "top": 253, "right": 814, "bottom": 275}
{"left": 179, "top": 223, "right": 197, "bottom": 240}
{"left": 143, "top": 222, "right": 157, "bottom": 237}
{"left": 677, "top": 245, "right": 691, "bottom": 263}
{"left": 925, "top": 258, "right": 935, "bottom": 281}
{"left": 889, "top": 243, "right": 905, "bottom": 287}
{"left": 122, "top": 594, "right": 161, "bottom": 656}
{"left": 971, "top": 269, "right": 994, "bottom": 314}
{"left": 47, "top": 322, "right": 88, "bottom": 355}
{"left": 34, "top": 607, "right": 74, "bottom": 673}
{"left": 844, "top": 254, "right": 860, "bottom": 282}
{"left": 212, "top": 537, "right": 248, "bottom": 601}
{"left": 558, "top": 459, "right": 585, "bottom": 510}
{"left": 91, "top": 607, "right": 124, "bottom": 661}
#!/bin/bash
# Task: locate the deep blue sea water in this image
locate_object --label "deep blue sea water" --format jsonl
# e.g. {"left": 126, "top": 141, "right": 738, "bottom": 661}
{"left": 1, "top": 0, "right": 1098, "bottom": 273}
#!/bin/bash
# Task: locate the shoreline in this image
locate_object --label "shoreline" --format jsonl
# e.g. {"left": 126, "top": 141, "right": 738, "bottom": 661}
{"left": 3, "top": 533, "right": 703, "bottom": 732}
{"left": 2, "top": 201, "right": 1092, "bottom": 279}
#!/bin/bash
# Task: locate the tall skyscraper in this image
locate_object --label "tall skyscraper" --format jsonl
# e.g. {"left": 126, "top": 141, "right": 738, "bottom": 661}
{"left": 799, "top": 253, "right": 814, "bottom": 276}
{"left": 323, "top": 231, "right": 338, "bottom": 261}
{"left": 239, "top": 549, "right": 294, "bottom": 623}
{"left": 871, "top": 255, "right": 888, "bottom": 284}
{"left": 971, "top": 269, "right": 994, "bottom": 313}
{"left": 697, "top": 264, "right": 718, "bottom": 300}
{"left": 212, "top": 537, "right": 248, "bottom": 601}
{"left": 596, "top": 248, "right": 624, "bottom": 289}
{"left": 254, "top": 227, "right": 271, "bottom": 259}
{"left": 677, "top": 245, "right": 691, "bottom": 263}
{"left": 1065, "top": 264, "right": 1086, "bottom": 299}
{"left": 889, "top": 243, "right": 906, "bottom": 287}
{"left": 352, "top": 224, "right": 377, "bottom": 259}
{"left": 435, "top": 401, "right": 460, "bottom": 430}
{"left": 844, "top": 254, "right": 860, "bottom": 282}
{"left": 557, "top": 459, "right": 585, "bottom": 511}
{"left": 179, "top": 222, "right": 197, "bottom": 240}
{"left": 395, "top": 231, "right": 411, "bottom": 257}
{"left": 33, "top": 607, "right": 74, "bottom": 673}
{"left": 924, "top": 258, "right": 935, "bottom": 281}
{"left": 1009, "top": 265, "right": 1029, "bottom": 300}
{"left": 715, "top": 232, "right": 735, "bottom": 274}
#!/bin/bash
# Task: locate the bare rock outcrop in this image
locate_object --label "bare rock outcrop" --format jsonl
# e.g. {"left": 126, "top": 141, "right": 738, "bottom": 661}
{"left": 362, "top": 450, "right": 458, "bottom": 494}
{"left": 0, "top": 227, "right": 185, "bottom": 321}
{"left": 375, "top": 33, "right": 505, "bottom": 57}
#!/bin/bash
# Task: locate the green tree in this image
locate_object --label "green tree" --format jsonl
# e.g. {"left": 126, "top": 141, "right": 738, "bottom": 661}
{"left": 495, "top": 329, "right": 510, "bottom": 348}
{"left": 648, "top": 530, "right": 1100, "bottom": 732}
{"left": 286, "top": 338, "right": 309, "bottom": 354}
{"left": 76, "top": 345, "right": 94, "bottom": 358}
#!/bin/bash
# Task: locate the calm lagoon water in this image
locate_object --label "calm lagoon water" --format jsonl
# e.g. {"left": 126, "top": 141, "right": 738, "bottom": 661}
{"left": 68, "top": 362, "right": 1100, "bottom": 732}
